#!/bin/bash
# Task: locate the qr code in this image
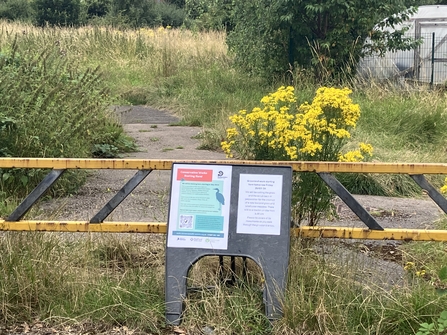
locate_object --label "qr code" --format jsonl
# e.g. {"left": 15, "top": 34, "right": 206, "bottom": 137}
{"left": 179, "top": 215, "right": 193, "bottom": 229}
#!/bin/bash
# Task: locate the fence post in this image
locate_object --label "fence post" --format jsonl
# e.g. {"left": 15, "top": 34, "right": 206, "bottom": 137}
{"left": 431, "top": 31, "right": 435, "bottom": 87}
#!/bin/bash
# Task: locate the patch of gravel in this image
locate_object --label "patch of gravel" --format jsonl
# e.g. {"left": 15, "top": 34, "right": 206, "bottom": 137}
{"left": 37, "top": 107, "right": 226, "bottom": 222}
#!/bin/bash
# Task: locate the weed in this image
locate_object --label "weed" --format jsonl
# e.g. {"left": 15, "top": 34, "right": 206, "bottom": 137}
{"left": 92, "top": 143, "right": 119, "bottom": 158}
{"left": 194, "top": 130, "right": 222, "bottom": 151}
{"left": 416, "top": 310, "right": 447, "bottom": 335}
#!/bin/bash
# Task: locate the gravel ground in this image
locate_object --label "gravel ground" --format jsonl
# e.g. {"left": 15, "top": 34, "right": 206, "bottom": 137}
{"left": 8, "top": 106, "right": 445, "bottom": 334}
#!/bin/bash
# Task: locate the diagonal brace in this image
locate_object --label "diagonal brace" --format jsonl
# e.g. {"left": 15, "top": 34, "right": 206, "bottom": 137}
{"left": 90, "top": 169, "right": 152, "bottom": 223}
{"left": 410, "top": 174, "right": 447, "bottom": 214}
{"left": 318, "top": 172, "right": 384, "bottom": 230}
{"left": 7, "top": 169, "right": 66, "bottom": 221}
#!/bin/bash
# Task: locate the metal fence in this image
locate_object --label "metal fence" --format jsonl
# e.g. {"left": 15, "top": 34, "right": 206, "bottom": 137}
{"left": 1, "top": 157, "right": 447, "bottom": 241}
{"left": 359, "top": 32, "right": 447, "bottom": 85}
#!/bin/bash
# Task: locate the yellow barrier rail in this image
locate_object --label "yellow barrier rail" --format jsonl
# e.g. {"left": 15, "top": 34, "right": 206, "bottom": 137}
{"left": 1, "top": 158, "right": 447, "bottom": 241}
{"left": 1, "top": 220, "right": 447, "bottom": 242}
{"left": 2, "top": 157, "right": 447, "bottom": 173}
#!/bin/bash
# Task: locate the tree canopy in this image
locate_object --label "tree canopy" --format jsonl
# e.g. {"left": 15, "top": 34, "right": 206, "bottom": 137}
{"left": 227, "top": 0, "right": 422, "bottom": 81}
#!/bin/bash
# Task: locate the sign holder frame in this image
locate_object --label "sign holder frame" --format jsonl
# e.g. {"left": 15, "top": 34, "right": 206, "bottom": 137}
{"left": 165, "top": 163, "right": 293, "bottom": 325}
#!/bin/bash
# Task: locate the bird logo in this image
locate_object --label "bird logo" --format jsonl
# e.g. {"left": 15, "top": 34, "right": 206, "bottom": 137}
{"left": 214, "top": 188, "right": 225, "bottom": 209}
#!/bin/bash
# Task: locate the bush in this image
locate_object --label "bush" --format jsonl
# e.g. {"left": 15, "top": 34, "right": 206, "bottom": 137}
{"left": 33, "top": 0, "right": 81, "bottom": 27}
{"left": 0, "top": 41, "right": 134, "bottom": 197}
{"left": 221, "top": 86, "right": 373, "bottom": 225}
{"left": 0, "top": 0, "right": 34, "bottom": 22}
{"left": 152, "top": 1, "right": 186, "bottom": 27}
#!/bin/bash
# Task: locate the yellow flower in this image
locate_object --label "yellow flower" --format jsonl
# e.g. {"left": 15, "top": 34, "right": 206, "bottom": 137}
{"left": 416, "top": 270, "right": 426, "bottom": 277}
{"left": 440, "top": 177, "right": 447, "bottom": 194}
{"left": 338, "top": 150, "right": 363, "bottom": 162}
{"left": 359, "top": 142, "right": 374, "bottom": 156}
{"left": 222, "top": 85, "right": 365, "bottom": 163}
{"left": 441, "top": 185, "right": 447, "bottom": 194}
{"left": 404, "top": 262, "right": 415, "bottom": 271}
{"left": 226, "top": 128, "right": 238, "bottom": 139}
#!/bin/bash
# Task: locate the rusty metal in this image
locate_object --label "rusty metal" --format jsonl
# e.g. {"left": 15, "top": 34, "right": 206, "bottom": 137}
{"left": 294, "top": 226, "right": 447, "bottom": 242}
{"left": 1, "top": 220, "right": 447, "bottom": 241}
{"left": 0, "top": 220, "right": 167, "bottom": 233}
{"left": 2, "top": 158, "right": 447, "bottom": 174}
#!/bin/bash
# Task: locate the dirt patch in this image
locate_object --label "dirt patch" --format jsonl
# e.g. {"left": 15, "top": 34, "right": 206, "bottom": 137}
{"left": 327, "top": 194, "right": 443, "bottom": 230}
{"left": 38, "top": 107, "right": 226, "bottom": 222}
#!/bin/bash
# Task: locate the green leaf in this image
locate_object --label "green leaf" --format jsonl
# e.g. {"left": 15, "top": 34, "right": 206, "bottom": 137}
{"left": 435, "top": 288, "right": 447, "bottom": 296}
{"left": 439, "top": 266, "right": 447, "bottom": 281}
{"left": 20, "top": 175, "right": 28, "bottom": 186}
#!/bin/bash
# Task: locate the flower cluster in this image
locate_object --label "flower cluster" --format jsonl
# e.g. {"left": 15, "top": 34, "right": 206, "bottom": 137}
{"left": 221, "top": 86, "right": 371, "bottom": 162}
{"left": 404, "top": 261, "right": 427, "bottom": 277}
{"left": 222, "top": 86, "right": 296, "bottom": 160}
{"left": 339, "top": 143, "right": 374, "bottom": 162}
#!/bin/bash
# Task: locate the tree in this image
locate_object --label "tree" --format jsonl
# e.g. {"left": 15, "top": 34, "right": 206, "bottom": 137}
{"left": 85, "top": 0, "right": 111, "bottom": 18}
{"left": 184, "top": 0, "right": 233, "bottom": 30}
{"left": 34, "top": 0, "right": 81, "bottom": 26}
{"left": 0, "top": 0, "right": 34, "bottom": 22}
{"left": 227, "top": 0, "right": 421, "bottom": 81}
{"left": 107, "top": 0, "right": 156, "bottom": 27}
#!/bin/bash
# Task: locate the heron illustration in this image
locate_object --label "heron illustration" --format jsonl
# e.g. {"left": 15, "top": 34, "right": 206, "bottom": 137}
{"left": 214, "top": 188, "right": 225, "bottom": 209}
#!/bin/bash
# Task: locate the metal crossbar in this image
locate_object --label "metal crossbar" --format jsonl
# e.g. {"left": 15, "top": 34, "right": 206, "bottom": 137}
{"left": 2, "top": 158, "right": 447, "bottom": 173}
{"left": 1, "top": 158, "right": 447, "bottom": 241}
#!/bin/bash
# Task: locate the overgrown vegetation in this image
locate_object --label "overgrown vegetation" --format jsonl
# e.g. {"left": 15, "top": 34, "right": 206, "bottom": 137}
{"left": 1, "top": 20, "right": 447, "bottom": 334}
{"left": 0, "top": 233, "right": 446, "bottom": 334}
{"left": 0, "top": 34, "right": 135, "bottom": 198}
{"left": 221, "top": 86, "right": 374, "bottom": 225}
{"left": 0, "top": 233, "right": 165, "bottom": 331}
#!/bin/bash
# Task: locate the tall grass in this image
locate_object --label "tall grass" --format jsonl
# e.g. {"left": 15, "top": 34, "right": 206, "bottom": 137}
{"left": 4, "top": 21, "right": 447, "bottom": 167}
{"left": 2, "top": 21, "right": 447, "bottom": 334}
{"left": 0, "top": 22, "right": 271, "bottom": 135}
{"left": 1, "top": 233, "right": 446, "bottom": 334}
{"left": 277, "top": 239, "right": 447, "bottom": 334}
{"left": 0, "top": 233, "right": 165, "bottom": 332}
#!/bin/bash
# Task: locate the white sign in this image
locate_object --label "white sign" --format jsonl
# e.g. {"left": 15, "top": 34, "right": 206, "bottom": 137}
{"left": 167, "top": 164, "right": 232, "bottom": 250}
{"left": 237, "top": 174, "right": 283, "bottom": 235}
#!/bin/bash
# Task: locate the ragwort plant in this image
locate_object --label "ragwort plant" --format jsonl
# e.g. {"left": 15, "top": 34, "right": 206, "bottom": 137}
{"left": 222, "top": 86, "right": 373, "bottom": 225}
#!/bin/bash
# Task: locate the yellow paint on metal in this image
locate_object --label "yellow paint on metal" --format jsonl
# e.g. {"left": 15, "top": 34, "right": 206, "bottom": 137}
{"left": 0, "top": 220, "right": 167, "bottom": 233}
{"left": 2, "top": 158, "right": 447, "bottom": 174}
{"left": 2, "top": 220, "right": 447, "bottom": 241}
{"left": 2, "top": 158, "right": 447, "bottom": 240}
{"left": 295, "top": 226, "right": 447, "bottom": 242}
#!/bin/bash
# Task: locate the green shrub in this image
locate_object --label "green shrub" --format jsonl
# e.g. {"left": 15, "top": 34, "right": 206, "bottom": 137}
{"left": 152, "top": 1, "right": 186, "bottom": 27}
{"left": 0, "top": 40, "right": 134, "bottom": 197}
{"left": 0, "top": 0, "right": 34, "bottom": 22}
{"left": 33, "top": 0, "right": 81, "bottom": 26}
{"left": 222, "top": 86, "right": 373, "bottom": 225}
